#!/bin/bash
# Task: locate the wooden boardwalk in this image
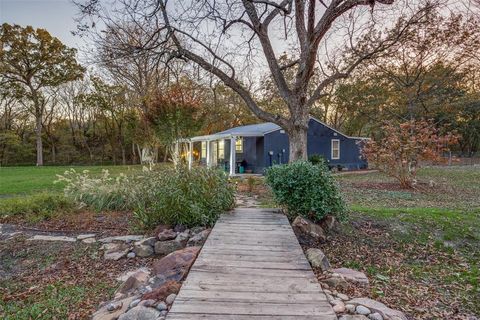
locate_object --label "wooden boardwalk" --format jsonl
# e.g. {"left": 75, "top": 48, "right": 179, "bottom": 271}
{"left": 167, "top": 208, "right": 337, "bottom": 320}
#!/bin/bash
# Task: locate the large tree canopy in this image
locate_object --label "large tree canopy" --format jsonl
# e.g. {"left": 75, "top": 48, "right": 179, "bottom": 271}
{"left": 76, "top": 0, "right": 435, "bottom": 161}
{"left": 0, "top": 23, "right": 84, "bottom": 165}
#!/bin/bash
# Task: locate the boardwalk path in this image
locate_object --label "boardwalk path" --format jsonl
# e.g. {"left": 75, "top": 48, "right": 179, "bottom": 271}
{"left": 167, "top": 208, "right": 337, "bottom": 320}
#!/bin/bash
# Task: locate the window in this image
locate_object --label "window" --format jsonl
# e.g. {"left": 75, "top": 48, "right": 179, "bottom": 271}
{"left": 218, "top": 140, "right": 225, "bottom": 159}
{"left": 235, "top": 138, "right": 243, "bottom": 153}
{"left": 331, "top": 139, "right": 340, "bottom": 160}
{"left": 201, "top": 141, "right": 207, "bottom": 158}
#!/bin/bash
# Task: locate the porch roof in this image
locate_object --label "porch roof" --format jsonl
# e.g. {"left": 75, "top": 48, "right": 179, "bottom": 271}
{"left": 186, "top": 122, "right": 281, "bottom": 142}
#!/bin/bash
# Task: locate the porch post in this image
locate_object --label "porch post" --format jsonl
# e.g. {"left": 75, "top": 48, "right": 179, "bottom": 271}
{"left": 174, "top": 141, "right": 179, "bottom": 166}
{"left": 188, "top": 140, "right": 193, "bottom": 170}
{"left": 206, "top": 140, "right": 211, "bottom": 168}
{"left": 230, "top": 136, "right": 236, "bottom": 176}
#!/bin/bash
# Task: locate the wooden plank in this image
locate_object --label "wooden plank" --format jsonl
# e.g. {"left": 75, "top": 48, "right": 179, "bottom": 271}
{"left": 166, "top": 208, "right": 335, "bottom": 320}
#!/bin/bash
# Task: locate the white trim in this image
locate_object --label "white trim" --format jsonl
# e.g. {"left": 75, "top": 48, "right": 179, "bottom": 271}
{"left": 229, "top": 137, "right": 236, "bottom": 176}
{"left": 331, "top": 139, "right": 340, "bottom": 160}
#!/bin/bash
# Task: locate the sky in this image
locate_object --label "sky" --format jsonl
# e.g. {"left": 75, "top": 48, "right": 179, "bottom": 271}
{"left": 0, "top": 0, "right": 82, "bottom": 49}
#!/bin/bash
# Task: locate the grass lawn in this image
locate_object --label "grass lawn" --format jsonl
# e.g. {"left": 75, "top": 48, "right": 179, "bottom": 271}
{"left": 241, "top": 165, "right": 480, "bottom": 319}
{"left": 0, "top": 165, "right": 141, "bottom": 197}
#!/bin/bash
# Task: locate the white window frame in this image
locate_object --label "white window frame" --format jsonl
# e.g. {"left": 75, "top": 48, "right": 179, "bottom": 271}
{"left": 235, "top": 138, "right": 243, "bottom": 153}
{"left": 331, "top": 139, "right": 340, "bottom": 160}
{"left": 201, "top": 141, "right": 207, "bottom": 158}
{"left": 218, "top": 140, "right": 225, "bottom": 159}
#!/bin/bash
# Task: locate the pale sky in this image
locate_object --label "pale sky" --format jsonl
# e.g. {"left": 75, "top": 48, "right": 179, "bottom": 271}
{"left": 0, "top": 0, "right": 81, "bottom": 49}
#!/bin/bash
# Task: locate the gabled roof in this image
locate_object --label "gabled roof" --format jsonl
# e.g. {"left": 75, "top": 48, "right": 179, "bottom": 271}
{"left": 218, "top": 122, "right": 281, "bottom": 136}
{"left": 184, "top": 117, "right": 367, "bottom": 142}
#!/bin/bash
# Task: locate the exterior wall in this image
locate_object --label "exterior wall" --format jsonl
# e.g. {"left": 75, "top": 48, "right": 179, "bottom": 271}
{"left": 264, "top": 130, "right": 289, "bottom": 169}
{"left": 263, "top": 119, "right": 367, "bottom": 170}
{"left": 306, "top": 119, "right": 367, "bottom": 170}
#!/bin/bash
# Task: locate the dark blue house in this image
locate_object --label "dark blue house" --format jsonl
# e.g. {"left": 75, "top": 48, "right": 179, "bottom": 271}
{"left": 178, "top": 117, "right": 367, "bottom": 175}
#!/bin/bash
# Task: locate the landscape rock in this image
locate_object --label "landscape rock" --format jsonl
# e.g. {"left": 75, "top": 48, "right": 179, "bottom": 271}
{"left": 158, "top": 229, "right": 177, "bottom": 241}
{"left": 345, "top": 304, "right": 356, "bottom": 313}
{"left": 127, "top": 252, "right": 136, "bottom": 259}
{"left": 129, "top": 298, "right": 141, "bottom": 308}
{"left": 348, "top": 298, "right": 407, "bottom": 320}
{"left": 151, "top": 247, "right": 200, "bottom": 284}
{"left": 141, "top": 280, "right": 181, "bottom": 301}
{"left": 319, "top": 215, "right": 338, "bottom": 231}
{"left": 98, "top": 235, "right": 143, "bottom": 243}
{"left": 82, "top": 237, "right": 96, "bottom": 244}
{"left": 356, "top": 305, "right": 371, "bottom": 315}
{"left": 92, "top": 296, "right": 136, "bottom": 320}
{"left": 156, "top": 302, "right": 168, "bottom": 311}
{"left": 138, "top": 299, "right": 156, "bottom": 307}
{"left": 118, "top": 306, "right": 160, "bottom": 320}
{"left": 305, "top": 248, "right": 330, "bottom": 271}
{"left": 135, "top": 237, "right": 157, "bottom": 247}
{"left": 369, "top": 312, "right": 383, "bottom": 320}
{"left": 190, "top": 226, "right": 205, "bottom": 234}
{"left": 291, "top": 216, "right": 326, "bottom": 244}
{"left": 115, "top": 268, "right": 150, "bottom": 296}
{"left": 337, "top": 293, "right": 350, "bottom": 301}
{"left": 174, "top": 224, "right": 187, "bottom": 233}
{"left": 332, "top": 268, "right": 370, "bottom": 287}
{"left": 165, "top": 293, "right": 176, "bottom": 305}
{"left": 27, "top": 235, "right": 76, "bottom": 242}
{"left": 175, "top": 230, "right": 190, "bottom": 246}
{"left": 154, "top": 240, "right": 183, "bottom": 255}
{"left": 103, "top": 242, "right": 130, "bottom": 260}
{"left": 116, "top": 268, "right": 150, "bottom": 282}
{"left": 332, "top": 300, "right": 346, "bottom": 313}
{"left": 77, "top": 233, "right": 96, "bottom": 240}
{"left": 187, "top": 229, "right": 210, "bottom": 246}
{"left": 133, "top": 244, "right": 154, "bottom": 257}
{"left": 322, "top": 276, "right": 348, "bottom": 290}
{"left": 339, "top": 316, "right": 369, "bottom": 320}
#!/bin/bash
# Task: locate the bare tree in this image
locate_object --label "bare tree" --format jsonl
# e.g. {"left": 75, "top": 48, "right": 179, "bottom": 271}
{"left": 77, "top": 0, "right": 436, "bottom": 161}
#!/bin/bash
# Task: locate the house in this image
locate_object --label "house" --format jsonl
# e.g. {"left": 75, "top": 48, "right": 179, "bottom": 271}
{"left": 176, "top": 117, "right": 368, "bottom": 175}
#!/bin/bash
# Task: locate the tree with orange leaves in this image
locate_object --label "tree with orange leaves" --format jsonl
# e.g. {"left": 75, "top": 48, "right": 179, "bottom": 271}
{"left": 361, "top": 119, "right": 458, "bottom": 188}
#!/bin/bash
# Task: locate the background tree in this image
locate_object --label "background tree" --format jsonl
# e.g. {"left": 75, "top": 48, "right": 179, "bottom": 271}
{"left": 362, "top": 119, "right": 458, "bottom": 188}
{"left": 0, "top": 24, "right": 84, "bottom": 165}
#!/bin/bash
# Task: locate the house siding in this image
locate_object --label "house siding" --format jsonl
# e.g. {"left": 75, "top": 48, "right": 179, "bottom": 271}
{"left": 264, "top": 119, "right": 367, "bottom": 170}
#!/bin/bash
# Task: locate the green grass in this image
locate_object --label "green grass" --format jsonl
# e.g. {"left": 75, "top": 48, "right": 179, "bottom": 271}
{"left": 0, "top": 165, "right": 141, "bottom": 197}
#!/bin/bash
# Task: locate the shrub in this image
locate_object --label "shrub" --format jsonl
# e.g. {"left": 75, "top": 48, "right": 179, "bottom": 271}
{"left": 56, "top": 169, "right": 132, "bottom": 211}
{"left": 308, "top": 154, "right": 327, "bottom": 166}
{"left": 132, "top": 166, "right": 235, "bottom": 228}
{"left": 362, "top": 119, "right": 458, "bottom": 188}
{"left": 265, "top": 161, "right": 345, "bottom": 222}
{"left": 0, "top": 192, "right": 72, "bottom": 221}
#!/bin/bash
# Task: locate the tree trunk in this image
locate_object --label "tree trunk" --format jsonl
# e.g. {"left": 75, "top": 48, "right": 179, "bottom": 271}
{"left": 35, "top": 115, "right": 43, "bottom": 166}
{"left": 287, "top": 126, "right": 308, "bottom": 162}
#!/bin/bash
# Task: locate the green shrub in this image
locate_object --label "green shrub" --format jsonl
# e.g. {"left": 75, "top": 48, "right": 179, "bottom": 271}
{"left": 308, "top": 154, "right": 327, "bottom": 165}
{"left": 0, "top": 193, "right": 72, "bottom": 221}
{"left": 265, "top": 161, "right": 345, "bottom": 222}
{"left": 132, "top": 166, "right": 235, "bottom": 228}
{"left": 56, "top": 169, "right": 132, "bottom": 211}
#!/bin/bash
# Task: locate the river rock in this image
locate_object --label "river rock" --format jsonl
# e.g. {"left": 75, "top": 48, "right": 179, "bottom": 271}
{"left": 92, "top": 296, "right": 136, "bottom": 320}
{"left": 118, "top": 306, "right": 160, "bottom": 320}
{"left": 348, "top": 298, "right": 407, "bottom": 320}
{"left": 339, "top": 316, "right": 369, "bottom": 320}
{"left": 369, "top": 313, "right": 383, "bottom": 320}
{"left": 165, "top": 293, "right": 177, "bottom": 305}
{"left": 154, "top": 240, "right": 183, "bottom": 255}
{"left": 133, "top": 244, "right": 154, "bottom": 257}
{"left": 291, "top": 216, "right": 326, "bottom": 244}
{"left": 332, "top": 268, "right": 369, "bottom": 286}
{"left": 187, "top": 229, "right": 210, "bottom": 246}
{"left": 356, "top": 305, "right": 371, "bottom": 315}
{"left": 115, "top": 268, "right": 150, "bottom": 296}
{"left": 175, "top": 230, "right": 190, "bottom": 246}
{"left": 305, "top": 248, "right": 330, "bottom": 271}
{"left": 135, "top": 237, "right": 157, "bottom": 247}
{"left": 322, "top": 276, "right": 349, "bottom": 290}
{"left": 158, "top": 229, "right": 177, "bottom": 241}
{"left": 77, "top": 233, "right": 96, "bottom": 240}
{"left": 27, "top": 235, "right": 76, "bottom": 242}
